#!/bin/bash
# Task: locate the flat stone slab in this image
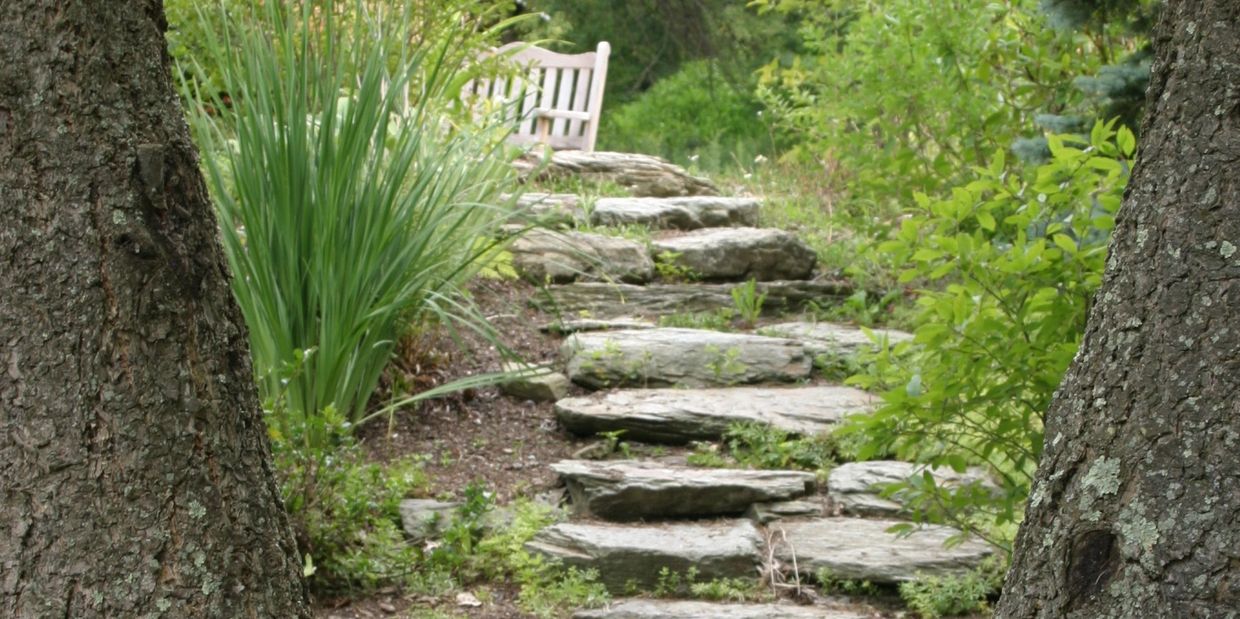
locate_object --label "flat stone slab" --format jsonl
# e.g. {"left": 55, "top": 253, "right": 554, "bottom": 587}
{"left": 515, "top": 151, "right": 720, "bottom": 197}
{"left": 591, "top": 197, "right": 759, "bottom": 230}
{"left": 526, "top": 520, "right": 761, "bottom": 592}
{"left": 552, "top": 459, "right": 815, "bottom": 521}
{"left": 499, "top": 362, "right": 571, "bottom": 402}
{"left": 575, "top": 600, "right": 869, "bottom": 619}
{"left": 746, "top": 499, "right": 824, "bottom": 524}
{"left": 530, "top": 281, "right": 854, "bottom": 318}
{"left": 399, "top": 499, "right": 458, "bottom": 541}
{"left": 542, "top": 317, "right": 657, "bottom": 334}
{"left": 560, "top": 328, "right": 812, "bottom": 389}
{"left": 759, "top": 322, "right": 913, "bottom": 366}
{"left": 555, "top": 385, "right": 876, "bottom": 443}
{"left": 511, "top": 228, "right": 654, "bottom": 284}
{"left": 506, "top": 192, "right": 586, "bottom": 225}
{"left": 772, "top": 518, "right": 994, "bottom": 583}
{"left": 828, "top": 461, "right": 996, "bottom": 517}
{"left": 651, "top": 228, "right": 817, "bottom": 282}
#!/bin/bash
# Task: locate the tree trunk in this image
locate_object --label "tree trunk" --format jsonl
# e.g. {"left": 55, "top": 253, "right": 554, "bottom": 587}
{"left": 996, "top": 2, "right": 1240, "bottom": 617}
{"left": 0, "top": 2, "right": 309, "bottom": 617}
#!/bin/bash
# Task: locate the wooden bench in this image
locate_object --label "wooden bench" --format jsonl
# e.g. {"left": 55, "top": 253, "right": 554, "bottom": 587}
{"left": 465, "top": 41, "right": 610, "bottom": 152}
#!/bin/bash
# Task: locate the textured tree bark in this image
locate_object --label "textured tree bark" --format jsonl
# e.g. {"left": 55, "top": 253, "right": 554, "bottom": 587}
{"left": 0, "top": 2, "right": 309, "bottom": 617}
{"left": 995, "top": 2, "right": 1240, "bottom": 618}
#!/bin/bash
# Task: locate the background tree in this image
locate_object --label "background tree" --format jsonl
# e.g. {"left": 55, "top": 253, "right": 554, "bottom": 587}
{"left": 996, "top": 1, "right": 1240, "bottom": 615}
{"left": 0, "top": 2, "right": 309, "bottom": 616}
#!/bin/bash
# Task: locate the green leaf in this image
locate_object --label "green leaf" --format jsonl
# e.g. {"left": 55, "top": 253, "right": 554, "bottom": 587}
{"left": 1052, "top": 234, "right": 1078, "bottom": 256}
{"left": 1117, "top": 125, "right": 1136, "bottom": 156}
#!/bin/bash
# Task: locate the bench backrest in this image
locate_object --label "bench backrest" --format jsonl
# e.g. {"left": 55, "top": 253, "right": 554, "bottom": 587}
{"left": 465, "top": 41, "right": 610, "bottom": 152}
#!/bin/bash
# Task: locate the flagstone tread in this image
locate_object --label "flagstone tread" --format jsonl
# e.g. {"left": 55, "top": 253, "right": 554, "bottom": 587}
{"left": 560, "top": 328, "right": 812, "bottom": 389}
{"left": 771, "top": 518, "right": 994, "bottom": 583}
{"left": 828, "top": 461, "right": 997, "bottom": 517}
{"left": 574, "top": 600, "right": 871, "bottom": 619}
{"left": 507, "top": 192, "right": 586, "bottom": 225}
{"left": 526, "top": 520, "right": 762, "bottom": 592}
{"left": 651, "top": 228, "right": 817, "bottom": 282}
{"left": 591, "top": 196, "right": 760, "bottom": 229}
{"left": 511, "top": 228, "right": 654, "bottom": 284}
{"left": 758, "top": 322, "right": 914, "bottom": 366}
{"left": 515, "top": 151, "right": 720, "bottom": 197}
{"left": 552, "top": 459, "right": 816, "bottom": 521}
{"left": 529, "top": 281, "right": 854, "bottom": 318}
{"left": 555, "top": 385, "right": 876, "bottom": 444}
{"left": 542, "top": 317, "right": 658, "bottom": 334}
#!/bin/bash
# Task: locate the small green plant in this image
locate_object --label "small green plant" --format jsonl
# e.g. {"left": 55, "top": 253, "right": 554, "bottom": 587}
{"left": 597, "top": 429, "right": 632, "bottom": 459}
{"left": 689, "top": 577, "right": 770, "bottom": 602}
{"left": 686, "top": 442, "right": 729, "bottom": 468}
{"left": 730, "top": 279, "right": 767, "bottom": 328}
{"left": 658, "top": 308, "right": 736, "bottom": 331}
{"left": 724, "top": 422, "right": 838, "bottom": 475}
{"left": 705, "top": 345, "right": 747, "bottom": 385}
{"left": 899, "top": 566, "right": 998, "bottom": 618}
{"left": 654, "top": 250, "right": 699, "bottom": 282}
{"left": 814, "top": 568, "right": 880, "bottom": 597}
{"left": 653, "top": 566, "right": 699, "bottom": 597}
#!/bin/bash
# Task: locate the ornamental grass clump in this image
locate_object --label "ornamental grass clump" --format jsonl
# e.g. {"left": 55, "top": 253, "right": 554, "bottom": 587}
{"left": 183, "top": 0, "right": 520, "bottom": 443}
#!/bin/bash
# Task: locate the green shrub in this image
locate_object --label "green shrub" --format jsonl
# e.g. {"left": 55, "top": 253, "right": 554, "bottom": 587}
{"left": 753, "top": 0, "right": 1127, "bottom": 216}
{"left": 599, "top": 60, "right": 778, "bottom": 171}
{"left": 843, "top": 122, "right": 1134, "bottom": 549}
{"left": 274, "top": 417, "right": 429, "bottom": 592}
{"left": 182, "top": 0, "right": 519, "bottom": 441}
{"left": 899, "top": 562, "right": 1003, "bottom": 618}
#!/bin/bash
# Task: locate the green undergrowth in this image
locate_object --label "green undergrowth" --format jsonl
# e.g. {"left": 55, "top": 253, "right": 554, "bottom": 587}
{"left": 686, "top": 421, "right": 848, "bottom": 478}
{"left": 639, "top": 567, "right": 772, "bottom": 603}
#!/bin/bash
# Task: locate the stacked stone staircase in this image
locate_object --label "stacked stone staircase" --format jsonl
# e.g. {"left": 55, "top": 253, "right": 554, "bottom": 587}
{"left": 448, "top": 152, "right": 996, "bottom": 617}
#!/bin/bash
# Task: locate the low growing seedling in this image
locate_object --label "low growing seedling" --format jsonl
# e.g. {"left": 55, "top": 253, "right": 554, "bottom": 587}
{"left": 654, "top": 250, "right": 699, "bottom": 282}
{"left": 730, "top": 279, "right": 767, "bottom": 328}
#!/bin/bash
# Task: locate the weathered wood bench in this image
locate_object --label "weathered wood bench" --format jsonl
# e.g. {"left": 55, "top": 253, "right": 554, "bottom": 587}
{"left": 465, "top": 41, "right": 610, "bottom": 152}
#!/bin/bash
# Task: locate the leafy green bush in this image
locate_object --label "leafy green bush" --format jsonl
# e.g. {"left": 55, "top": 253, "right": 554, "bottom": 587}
{"left": 182, "top": 0, "right": 519, "bottom": 439}
{"left": 274, "top": 416, "right": 429, "bottom": 592}
{"left": 899, "top": 561, "right": 1003, "bottom": 618}
{"left": 843, "top": 122, "right": 1134, "bottom": 548}
{"left": 753, "top": 0, "right": 1122, "bottom": 215}
{"left": 599, "top": 60, "right": 778, "bottom": 171}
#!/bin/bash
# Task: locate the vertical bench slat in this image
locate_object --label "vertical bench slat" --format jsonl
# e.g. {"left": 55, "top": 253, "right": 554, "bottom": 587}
{"left": 551, "top": 67, "right": 576, "bottom": 138}
{"left": 569, "top": 67, "right": 593, "bottom": 138}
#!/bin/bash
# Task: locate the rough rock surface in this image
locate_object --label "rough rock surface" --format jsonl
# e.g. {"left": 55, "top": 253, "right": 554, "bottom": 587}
{"left": 499, "top": 362, "right": 571, "bottom": 402}
{"left": 506, "top": 192, "right": 585, "bottom": 225}
{"left": 560, "top": 328, "right": 811, "bottom": 389}
{"left": 772, "top": 518, "right": 994, "bottom": 583}
{"left": 555, "top": 385, "right": 876, "bottom": 443}
{"left": 759, "top": 322, "right": 914, "bottom": 365}
{"left": 650, "top": 228, "right": 817, "bottom": 282}
{"left": 746, "top": 499, "right": 824, "bottom": 524}
{"left": 515, "top": 151, "right": 720, "bottom": 197}
{"left": 526, "top": 520, "right": 761, "bottom": 591}
{"left": 542, "top": 317, "right": 657, "bottom": 334}
{"left": 552, "top": 459, "right": 815, "bottom": 521}
{"left": 574, "top": 600, "right": 870, "bottom": 619}
{"left": 591, "top": 196, "right": 759, "bottom": 229}
{"left": 827, "top": 461, "right": 996, "bottom": 517}
{"left": 399, "top": 499, "right": 458, "bottom": 541}
{"left": 529, "top": 281, "right": 854, "bottom": 318}
{"left": 511, "top": 228, "right": 654, "bottom": 284}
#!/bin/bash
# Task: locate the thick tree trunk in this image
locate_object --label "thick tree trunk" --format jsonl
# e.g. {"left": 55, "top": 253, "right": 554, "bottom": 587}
{"left": 0, "top": 2, "right": 309, "bottom": 617}
{"left": 996, "top": 2, "right": 1240, "bottom": 617}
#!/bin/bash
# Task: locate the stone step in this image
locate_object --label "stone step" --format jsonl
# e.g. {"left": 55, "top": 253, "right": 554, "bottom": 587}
{"left": 511, "top": 229, "right": 654, "bottom": 285}
{"left": 591, "top": 196, "right": 760, "bottom": 230}
{"left": 515, "top": 151, "right": 720, "bottom": 198}
{"left": 574, "top": 600, "right": 870, "bottom": 619}
{"left": 651, "top": 228, "right": 817, "bottom": 282}
{"left": 560, "top": 328, "right": 812, "bottom": 389}
{"left": 509, "top": 193, "right": 585, "bottom": 225}
{"left": 552, "top": 459, "right": 816, "bottom": 521}
{"left": 770, "top": 518, "right": 994, "bottom": 584}
{"left": 555, "top": 385, "right": 876, "bottom": 444}
{"left": 758, "top": 322, "right": 913, "bottom": 368}
{"left": 530, "top": 281, "right": 854, "bottom": 318}
{"left": 542, "top": 317, "right": 658, "bottom": 335}
{"left": 527, "top": 520, "right": 761, "bottom": 592}
{"left": 827, "top": 461, "right": 997, "bottom": 517}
